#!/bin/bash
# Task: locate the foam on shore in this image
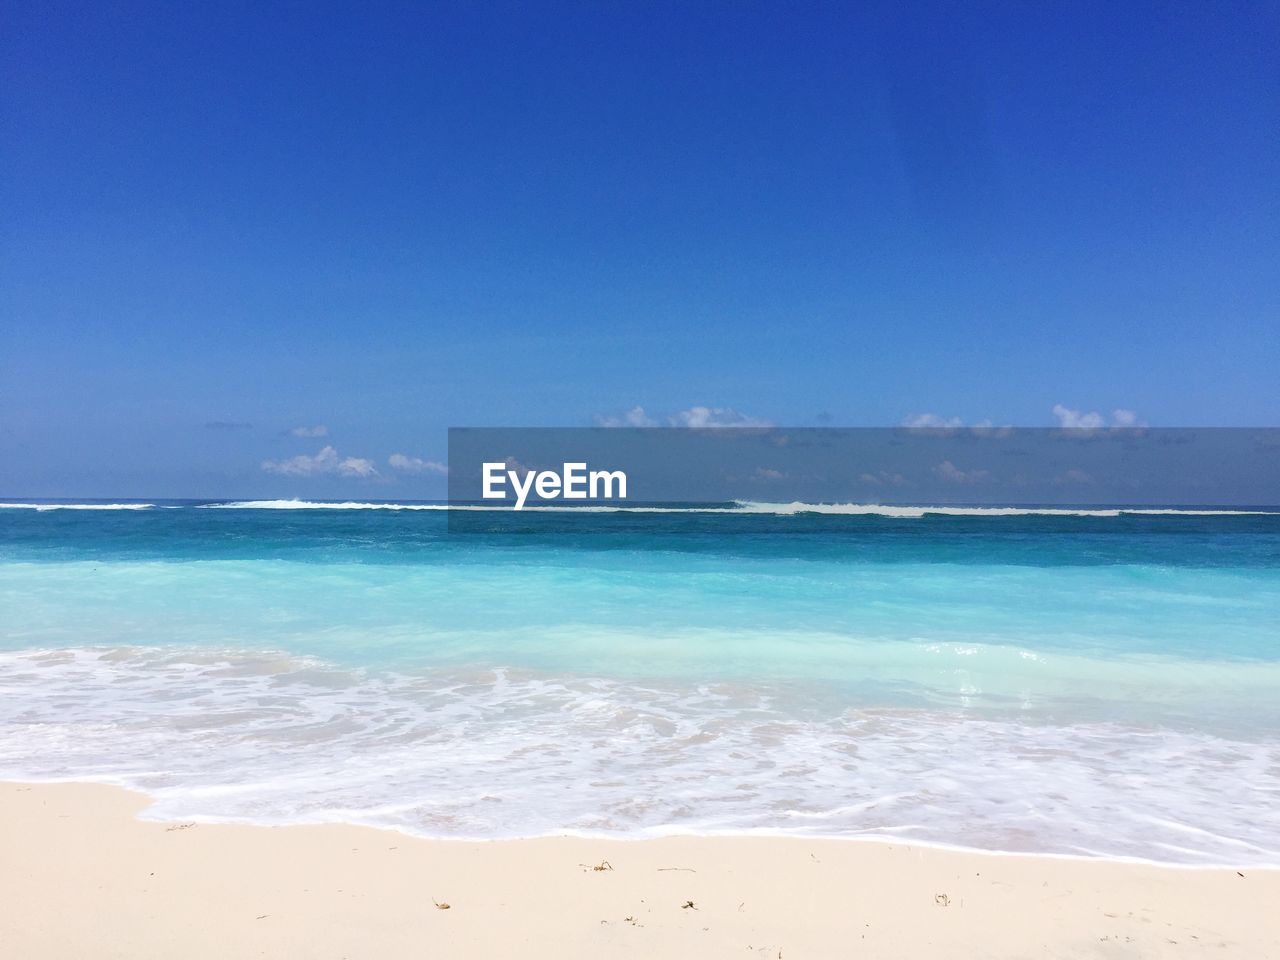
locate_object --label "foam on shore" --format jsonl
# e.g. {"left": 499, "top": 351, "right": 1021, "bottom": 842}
{"left": 2, "top": 646, "right": 1277, "bottom": 865}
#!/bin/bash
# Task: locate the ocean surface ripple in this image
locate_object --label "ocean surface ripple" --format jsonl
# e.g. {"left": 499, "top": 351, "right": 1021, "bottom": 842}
{"left": 1, "top": 506, "right": 1278, "bottom": 864}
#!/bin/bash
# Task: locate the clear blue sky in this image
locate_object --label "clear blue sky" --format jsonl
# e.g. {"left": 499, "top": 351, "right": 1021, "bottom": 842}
{"left": 2, "top": 1, "right": 1277, "bottom": 497}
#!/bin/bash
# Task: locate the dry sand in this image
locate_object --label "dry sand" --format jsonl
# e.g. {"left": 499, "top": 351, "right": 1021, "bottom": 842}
{"left": 2, "top": 781, "right": 1277, "bottom": 958}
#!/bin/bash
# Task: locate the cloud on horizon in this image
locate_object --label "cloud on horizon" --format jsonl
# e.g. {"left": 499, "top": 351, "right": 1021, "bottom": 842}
{"left": 262, "top": 445, "right": 378, "bottom": 478}
{"left": 597, "top": 406, "right": 1146, "bottom": 432}
{"left": 903, "top": 413, "right": 965, "bottom": 429}
{"left": 596, "top": 405, "right": 772, "bottom": 428}
{"left": 669, "top": 406, "right": 772, "bottom": 428}
{"left": 387, "top": 453, "right": 449, "bottom": 475}
{"left": 289, "top": 425, "right": 329, "bottom": 438}
{"left": 904, "top": 407, "right": 1145, "bottom": 431}
{"left": 1052, "top": 405, "right": 1146, "bottom": 429}
{"left": 902, "top": 413, "right": 1002, "bottom": 430}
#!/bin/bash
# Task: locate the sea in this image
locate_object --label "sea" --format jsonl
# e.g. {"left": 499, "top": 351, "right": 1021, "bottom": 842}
{"left": 1, "top": 499, "right": 1278, "bottom": 865}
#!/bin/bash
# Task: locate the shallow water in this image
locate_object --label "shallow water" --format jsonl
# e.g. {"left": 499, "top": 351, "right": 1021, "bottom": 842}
{"left": 1, "top": 501, "right": 1278, "bottom": 863}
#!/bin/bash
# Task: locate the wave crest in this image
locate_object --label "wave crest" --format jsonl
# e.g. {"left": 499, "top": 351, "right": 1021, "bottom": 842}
{"left": 0, "top": 503, "right": 156, "bottom": 511}
{"left": 730, "top": 501, "right": 1277, "bottom": 517}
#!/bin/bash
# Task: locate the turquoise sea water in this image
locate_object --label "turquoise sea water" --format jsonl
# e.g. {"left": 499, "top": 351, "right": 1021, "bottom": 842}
{"left": 2, "top": 500, "right": 1278, "bottom": 864}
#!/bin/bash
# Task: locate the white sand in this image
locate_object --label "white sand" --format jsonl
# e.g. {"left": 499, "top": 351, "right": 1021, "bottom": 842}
{"left": 2, "top": 781, "right": 1277, "bottom": 958}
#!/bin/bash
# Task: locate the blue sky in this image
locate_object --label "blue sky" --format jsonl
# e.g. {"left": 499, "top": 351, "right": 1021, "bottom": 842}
{"left": 2, "top": 2, "right": 1277, "bottom": 497}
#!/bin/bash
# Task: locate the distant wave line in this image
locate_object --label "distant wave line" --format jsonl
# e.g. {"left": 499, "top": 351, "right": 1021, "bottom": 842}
{"left": 3, "top": 499, "right": 1275, "bottom": 516}
{"left": 197, "top": 499, "right": 1278, "bottom": 516}
{"left": 0, "top": 503, "right": 157, "bottom": 511}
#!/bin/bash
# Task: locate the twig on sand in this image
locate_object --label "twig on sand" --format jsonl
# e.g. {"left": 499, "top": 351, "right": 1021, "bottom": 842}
{"left": 433, "top": 899, "right": 451, "bottom": 910}
{"left": 579, "top": 860, "right": 614, "bottom": 872}
{"left": 681, "top": 900, "right": 698, "bottom": 910}
{"left": 657, "top": 866, "right": 696, "bottom": 873}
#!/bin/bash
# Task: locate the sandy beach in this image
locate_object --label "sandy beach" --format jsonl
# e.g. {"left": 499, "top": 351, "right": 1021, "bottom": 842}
{"left": 2, "top": 781, "right": 1276, "bottom": 959}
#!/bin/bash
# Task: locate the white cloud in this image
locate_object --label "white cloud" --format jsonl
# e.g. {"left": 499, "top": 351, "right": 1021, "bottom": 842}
{"left": 595, "top": 405, "right": 771, "bottom": 428}
{"left": 934, "top": 460, "right": 990, "bottom": 483}
{"left": 338, "top": 457, "right": 379, "bottom": 477}
{"left": 388, "top": 453, "right": 449, "bottom": 476}
{"left": 668, "top": 406, "right": 771, "bottom": 428}
{"left": 752, "top": 467, "right": 787, "bottom": 481}
{"left": 903, "top": 413, "right": 964, "bottom": 429}
{"left": 902, "top": 414, "right": 1006, "bottom": 435}
{"left": 290, "top": 425, "right": 329, "bottom": 438}
{"left": 262, "top": 445, "right": 379, "bottom": 478}
{"left": 1051, "top": 405, "right": 1145, "bottom": 430}
{"left": 594, "top": 406, "right": 658, "bottom": 427}
{"left": 1051, "top": 405, "right": 1105, "bottom": 429}
{"left": 1111, "top": 408, "right": 1142, "bottom": 427}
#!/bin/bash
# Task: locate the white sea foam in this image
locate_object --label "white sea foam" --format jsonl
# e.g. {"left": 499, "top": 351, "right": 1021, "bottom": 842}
{"left": 0, "top": 502, "right": 156, "bottom": 511}
{"left": 200, "top": 499, "right": 450, "bottom": 510}
{"left": 1, "top": 646, "right": 1277, "bottom": 865}
{"left": 730, "top": 501, "right": 1279, "bottom": 517}
{"left": 195, "top": 499, "right": 1278, "bottom": 516}
{"left": 0, "top": 497, "right": 1272, "bottom": 516}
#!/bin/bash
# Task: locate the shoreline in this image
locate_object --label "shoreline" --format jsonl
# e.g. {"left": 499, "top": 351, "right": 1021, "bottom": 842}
{"left": 6, "top": 642, "right": 1277, "bottom": 869}
{"left": 4, "top": 781, "right": 1277, "bottom": 958}
{"left": 9, "top": 775, "right": 1276, "bottom": 872}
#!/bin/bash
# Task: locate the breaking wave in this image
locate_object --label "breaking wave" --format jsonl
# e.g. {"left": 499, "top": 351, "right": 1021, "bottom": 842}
{"left": 1, "top": 646, "right": 1278, "bottom": 866}
{"left": 194, "top": 499, "right": 1278, "bottom": 517}
{"left": 0, "top": 502, "right": 156, "bottom": 511}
